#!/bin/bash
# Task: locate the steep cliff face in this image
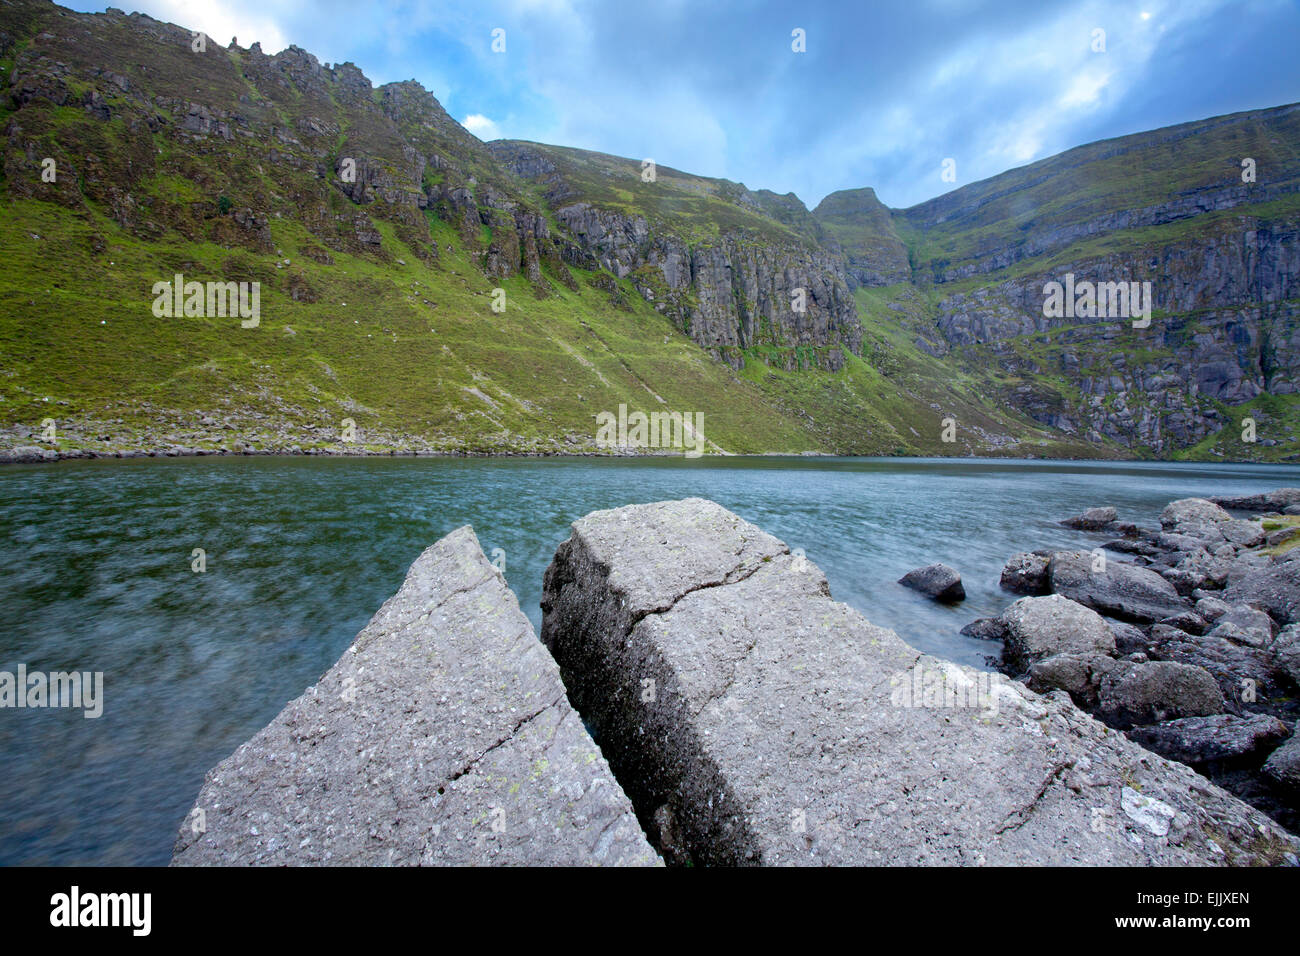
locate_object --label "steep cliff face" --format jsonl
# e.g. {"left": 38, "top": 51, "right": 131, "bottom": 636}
{"left": 488, "top": 141, "right": 860, "bottom": 369}
{"left": 885, "top": 104, "right": 1300, "bottom": 456}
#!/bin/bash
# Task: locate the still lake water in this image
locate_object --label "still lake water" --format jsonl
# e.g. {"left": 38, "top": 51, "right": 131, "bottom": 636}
{"left": 4, "top": 454, "right": 1300, "bottom": 865}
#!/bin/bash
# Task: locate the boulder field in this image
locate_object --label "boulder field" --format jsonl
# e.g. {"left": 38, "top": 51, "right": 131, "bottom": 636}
{"left": 986, "top": 492, "right": 1300, "bottom": 833}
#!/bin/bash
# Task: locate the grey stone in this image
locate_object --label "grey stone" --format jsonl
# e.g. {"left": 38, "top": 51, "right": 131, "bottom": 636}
{"left": 1273, "top": 624, "right": 1300, "bottom": 688}
{"left": 1095, "top": 660, "right": 1225, "bottom": 729}
{"left": 1158, "top": 610, "right": 1208, "bottom": 635}
{"left": 172, "top": 526, "right": 658, "bottom": 867}
{"left": 1148, "top": 627, "right": 1276, "bottom": 703}
{"left": 1000, "top": 594, "right": 1116, "bottom": 674}
{"left": 1263, "top": 735, "right": 1300, "bottom": 795}
{"left": 1048, "top": 551, "right": 1191, "bottom": 623}
{"left": 540, "top": 498, "right": 1297, "bottom": 865}
{"left": 1223, "top": 560, "right": 1300, "bottom": 625}
{"left": 1207, "top": 604, "right": 1275, "bottom": 647}
{"left": 1107, "top": 618, "right": 1150, "bottom": 656}
{"left": 899, "top": 563, "right": 965, "bottom": 602}
{"left": 1210, "top": 489, "right": 1300, "bottom": 512}
{"left": 1127, "top": 714, "right": 1290, "bottom": 765}
{"left": 1000, "top": 551, "right": 1050, "bottom": 594}
{"left": 1160, "top": 498, "right": 1235, "bottom": 540}
{"left": 1026, "top": 652, "right": 1113, "bottom": 709}
{"left": 1061, "top": 506, "right": 1118, "bottom": 530}
{"left": 960, "top": 617, "right": 1007, "bottom": 640}
{"left": 1195, "top": 596, "right": 1232, "bottom": 622}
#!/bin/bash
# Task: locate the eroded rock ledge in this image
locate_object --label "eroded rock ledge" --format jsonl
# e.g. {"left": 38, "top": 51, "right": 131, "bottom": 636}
{"left": 171, "top": 526, "right": 657, "bottom": 866}
{"left": 540, "top": 497, "right": 1299, "bottom": 866}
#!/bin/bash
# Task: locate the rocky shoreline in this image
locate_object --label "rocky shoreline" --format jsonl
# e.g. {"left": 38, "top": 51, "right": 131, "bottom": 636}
{"left": 174, "top": 497, "right": 1300, "bottom": 866}
{"left": 948, "top": 489, "right": 1300, "bottom": 832}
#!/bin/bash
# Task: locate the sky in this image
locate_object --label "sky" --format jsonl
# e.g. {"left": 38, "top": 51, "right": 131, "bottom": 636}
{"left": 66, "top": 0, "right": 1300, "bottom": 210}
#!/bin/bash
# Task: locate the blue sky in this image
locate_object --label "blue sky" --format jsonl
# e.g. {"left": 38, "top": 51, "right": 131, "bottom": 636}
{"left": 68, "top": 0, "right": 1300, "bottom": 209}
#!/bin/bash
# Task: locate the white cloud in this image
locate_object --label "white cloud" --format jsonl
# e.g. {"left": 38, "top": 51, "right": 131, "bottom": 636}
{"left": 461, "top": 114, "right": 503, "bottom": 140}
{"left": 139, "top": 0, "right": 292, "bottom": 53}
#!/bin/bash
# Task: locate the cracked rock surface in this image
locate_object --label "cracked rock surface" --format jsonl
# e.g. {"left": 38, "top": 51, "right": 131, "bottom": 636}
{"left": 541, "top": 497, "right": 1299, "bottom": 866}
{"left": 172, "top": 525, "right": 657, "bottom": 866}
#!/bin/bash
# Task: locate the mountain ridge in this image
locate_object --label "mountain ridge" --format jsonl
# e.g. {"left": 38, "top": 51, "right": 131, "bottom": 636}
{"left": 0, "top": 0, "right": 1296, "bottom": 461}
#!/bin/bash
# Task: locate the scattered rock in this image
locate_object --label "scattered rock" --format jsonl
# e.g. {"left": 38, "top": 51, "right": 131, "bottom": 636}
{"left": 1061, "top": 506, "right": 1118, "bottom": 530}
{"left": 999, "top": 552, "right": 1050, "bottom": 595}
{"left": 898, "top": 563, "right": 965, "bottom": 602}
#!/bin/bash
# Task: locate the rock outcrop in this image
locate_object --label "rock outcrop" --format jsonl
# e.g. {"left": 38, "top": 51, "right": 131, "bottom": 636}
{"left": 540, "top": 497, "right": 1298, "bottom": 866}
{"left": 172, "top": 526, "right": 658, "bottom": 866}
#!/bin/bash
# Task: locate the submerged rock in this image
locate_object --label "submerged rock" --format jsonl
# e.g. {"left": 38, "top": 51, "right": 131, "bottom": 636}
{"left": 172, "top": 526, "right": 658, "bottom": 867}
{"left": 540, "top": 497, "right": 1297, "bottom": 866}
{"left": 898, "top": 563, "right": 965, "bottom": 602}
{"left": 960, "top": 617, "right": 1007, "bottom": 641}
{"left": 1061, "top": 506, "right": 1118, "bottom": 530}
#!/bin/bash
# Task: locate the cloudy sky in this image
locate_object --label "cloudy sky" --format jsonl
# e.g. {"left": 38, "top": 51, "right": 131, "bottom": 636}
{"left": 67, "top": 0, "right": 1300, "bottom": 209}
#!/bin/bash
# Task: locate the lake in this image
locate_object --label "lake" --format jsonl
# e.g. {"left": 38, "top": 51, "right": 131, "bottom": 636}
{"left": 3, "top": 454, "right": 1300, "bottom": 865}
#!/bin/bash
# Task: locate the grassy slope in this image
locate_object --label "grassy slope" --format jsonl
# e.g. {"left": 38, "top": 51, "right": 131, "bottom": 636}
{"left": 0, "top": 197, "right": 837, "bottom": 455}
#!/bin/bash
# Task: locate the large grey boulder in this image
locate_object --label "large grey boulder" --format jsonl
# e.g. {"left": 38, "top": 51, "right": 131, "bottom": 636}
{"left": 1160, "top": 498, "right": 1264, "bottom": 549}
{"left": 1048, "top": 550, "right": 1191, "bottom": 623}
{"left": 1095, "top": 660, "right": 1225, "bottom": 729}
{"left": 999, "top": 594, "right": 1116, "bottom": 674}
{"left": 1127, "top": 714, "right": 1289, "bottom": 765}
{"left": 540, "top": 498, "right": 1298, "bottom": 866}
{"left": 172, "top": 526, "right": 658, "bottom": 867}
{"left": 1222, "top": 558, "right": 1300, "bottom": 625}
{"left": 898, "top": 563, "right": 965, "bottom": 602}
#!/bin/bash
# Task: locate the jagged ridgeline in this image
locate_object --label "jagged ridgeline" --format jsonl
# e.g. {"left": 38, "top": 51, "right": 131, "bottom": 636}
{"left": 0, "top": 0, "right": 1296, "bottom": 459}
